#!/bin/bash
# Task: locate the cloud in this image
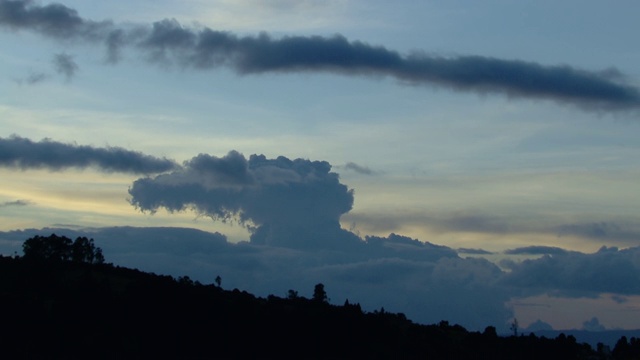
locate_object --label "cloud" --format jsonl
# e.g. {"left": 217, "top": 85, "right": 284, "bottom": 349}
{"left": 611, "top": 294, "right": 628, "bottom": 304}
{"left": 0, "top": 199, "right": 31, "bottom": 207}
{"left": 524, "top": 319, "right": 554, "bottom": 332}
{"left": 556, "top": 222, "right": 640, "bottom": 242}
{"left": 0, "top": 0, "right": 111, "bottom": 39}
{"left": 129, "top": 151, "right": 361, "bottom": 249}
{"left": 346, "top": 210, "right": 640, "bottom": 249}
{"left": 1, "top": 0, "right": 639, "bottom": 111}
{"left": 458, "top": 248, "right": 493, "bottom": 255}
{"left": 582, "top": 317, "right": 606, "bottom": 331}
{"left": 342, "top": 162, "right": 375, "bottom": 175}
{"left": 504, "top": 246, "right": 569, "bottom": 256}
{"left": 25, "top": 71, "right": 47, "bottom": 83}
{"left": 502, "top": 246, "right": 640, "bottom": 295}
{"left": 13, "top": 71, "right": 49, "bottom": 85}
{"left": 0, "top": 135, "right": 179, "bottom": 174}
{"left": 122, "top": 149, "right": 516, "bottom": 329}
{"left": 52, "top": 52, "right": 78, "bottom": 80}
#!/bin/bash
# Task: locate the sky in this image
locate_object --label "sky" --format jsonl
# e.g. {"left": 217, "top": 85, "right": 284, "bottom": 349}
{"left": 1, "top": 0, "right": 640, "bottom": 332}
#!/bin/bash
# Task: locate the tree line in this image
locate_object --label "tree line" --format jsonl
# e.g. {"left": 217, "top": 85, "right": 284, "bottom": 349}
{"left": 1, "top": 234, "right": 639, "bottom": 359}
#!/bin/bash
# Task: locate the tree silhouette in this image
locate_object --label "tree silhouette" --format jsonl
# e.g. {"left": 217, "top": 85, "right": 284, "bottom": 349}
{"left": 22, "top": 234, "right": 104, "bottom": 264}
{"left": 23, "top": 234, "right": 72, "bottom": 261}
{"left": 510, "top": 318, "right": 519, "bottom": 337}
{"left": 71, "top": 236, "right": 104, "bottom": 264}
{"left": 287, "top": 289, "right": 299, "bottom": 299}
{"left": 312, "top": 283, "right": 328, "bottom": 303}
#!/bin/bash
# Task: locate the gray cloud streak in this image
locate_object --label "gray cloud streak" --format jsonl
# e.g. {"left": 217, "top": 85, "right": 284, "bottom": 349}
{"left": 504, "top": 246, "right": 569, "bottom": 256}
{"left": 343, "top": 162, "right": 374, "bottom": 175}
{"left": 1, "top": 0, "right": 639, "bottom": 111}
{"left": 0, "top": 199, "right": 31, "bottom": 207}
{"left": 0, "top": 135, "right": 179, "bottom": 174}
{"left": 52, "top": 52, "right": 78, "bottom": 80}
{"left": 18, "top": 71, "right": 48, "bottom": 84}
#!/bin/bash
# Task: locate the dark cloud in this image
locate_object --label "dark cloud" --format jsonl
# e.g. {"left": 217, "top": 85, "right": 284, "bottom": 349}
{"left": 346, "top": 211, "right": 640, "bottom": 249}
{"left": 52, "top": 52, "right": 78, "bottom": 80}
{"left": 558, "top": 221, "right": 628, "bottom": 240}
{"left": 1, "top": 0, "right": 639, "bottom": 111}
{"left": 0, "top": 135, "right": 179, "bottom": 174}
{"left": 343, "top": 211, "right": 514, "bottom": 237}
{"left": 0, "top": 199, "right": 31, "bottom": 207}
{"left": 611, "top": 294, "right": 628, "bottom": 304}
{"left": 437, "top": 213, "right": 511, "bottom": 234}
{"left": 504, "top": 246, "right": 569, "bottom": 256}
{"left": 458, "top": 247, "right": 494, "bottom": 255}
{"left": 129, "top": 151, "right": 360, "bottom": 249}
{"left": 364, "top": 233, "right": 458, "bottom": 261}
{"left": 343, "top": 162, "right": 375, "bottom": 175}
{"left": 0, "top": 0, "right": 111, "bottom": 39}
{"left": 502, "top": 246, "right": 640, "bottom": 295}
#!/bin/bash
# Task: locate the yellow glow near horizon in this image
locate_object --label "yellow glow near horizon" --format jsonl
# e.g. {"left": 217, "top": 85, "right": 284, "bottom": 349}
{"left": 0, "top": 168, "right": 253, "bottom": 241}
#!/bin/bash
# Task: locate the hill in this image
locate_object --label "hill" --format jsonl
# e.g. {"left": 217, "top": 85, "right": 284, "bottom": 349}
{"left": 0, "top": 254, "right": 637, "bottom": 359}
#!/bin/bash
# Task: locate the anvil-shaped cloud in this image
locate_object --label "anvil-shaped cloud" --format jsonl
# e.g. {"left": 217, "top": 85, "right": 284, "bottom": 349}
{"left": 129, "top": 151, "right": 361, "bottom": 249}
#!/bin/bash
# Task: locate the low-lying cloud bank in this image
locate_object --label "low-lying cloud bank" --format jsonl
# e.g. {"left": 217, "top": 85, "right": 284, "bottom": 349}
{"left": 0, "top": 226, "right": 509, "bottom": 330}
{"left": 1, "top": 0, "right": 639, "bottom": 111}
{"left": 502, "top": 245, "right": 640, "bottom": 296}
{"left": 2, "top": 226, "right": 640, "bottom": 332}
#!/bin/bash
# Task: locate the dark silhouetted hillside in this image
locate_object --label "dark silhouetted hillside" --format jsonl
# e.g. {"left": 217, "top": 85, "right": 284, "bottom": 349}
{"left": 1, "top": 236, "right": 637, "bottom": 359}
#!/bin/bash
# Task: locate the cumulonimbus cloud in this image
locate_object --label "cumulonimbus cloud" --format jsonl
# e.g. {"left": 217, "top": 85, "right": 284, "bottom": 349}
{"left": 1, "top": 0, "right": 639, "bottom": 111}
{"left": 0, "top": 135, "right": 179, "bottom": 174}
{"left": 129, "top": 151, "right": 360, "bottom": 249}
